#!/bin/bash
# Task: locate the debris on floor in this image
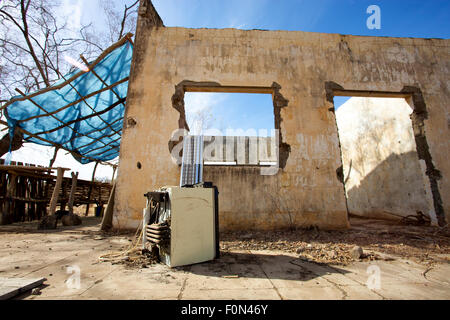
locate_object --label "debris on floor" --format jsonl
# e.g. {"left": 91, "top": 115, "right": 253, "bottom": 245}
{"left": 0, "top": 216, "right": 449, "bottom": 300}
{"left": 110, "top": 249, "right": 159, "bottom": 269}
{"left": 350, "top": 246, "right": 364, "bottom": 259}
{"left": 98, "top": 228, "right": 159, "bottom": 269}
{"left": 30, "top": 288, "right": 41, "bottom": 295}
{"left": 220, "top": 218, "right": 450, "bottom": 266}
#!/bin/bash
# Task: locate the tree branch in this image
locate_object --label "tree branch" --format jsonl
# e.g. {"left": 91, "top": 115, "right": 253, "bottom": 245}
{"left": 118, "top": 0, "right": 139, "bottom": 40}
{"left": 19, "top": 0, "right": 50, "bottom": 86}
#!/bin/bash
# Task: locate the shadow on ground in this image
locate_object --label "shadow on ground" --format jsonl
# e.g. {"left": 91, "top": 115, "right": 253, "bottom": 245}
{"left": 177, "top": 251, "right": 349, "bottom": 282}
{"left": 0, "top": 216, "right": 103, "bottom": 234}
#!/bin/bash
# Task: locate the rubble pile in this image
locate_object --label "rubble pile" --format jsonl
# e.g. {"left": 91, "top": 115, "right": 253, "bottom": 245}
{"left": 112, "top": 249, "right": 159, "bottom": 269}
{"left": 220, "top": 220, "right": 450, "bottom": 266}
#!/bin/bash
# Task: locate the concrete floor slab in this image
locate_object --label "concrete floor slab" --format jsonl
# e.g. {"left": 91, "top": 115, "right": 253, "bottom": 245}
{"left": 185, "top": 252, "right": 275, "bottom": 290}
{"left": 339, "top": 285, "right": 384, "bottom": 300}
{"left": 80, "top": 288, "right": 182, "bottom": 300}
{"left": 425, "top": 264, "right": 450, "bottom": 285}
{"left": 277, "top": 286, "right": 343, "bottom": 300}
{"left": 373, "top": 282, "right": 450, "bottom": 300}
{"left": 1, "top": 218, "right": 448, "bottom": 300}
{"left": 181, "top": 288, "right": 281, "bottom": 300}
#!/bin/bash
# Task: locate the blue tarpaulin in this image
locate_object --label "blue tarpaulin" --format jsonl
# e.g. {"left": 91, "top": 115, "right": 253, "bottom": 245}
{"left": 3, "top": 37, "right": 133, "bottom": 164}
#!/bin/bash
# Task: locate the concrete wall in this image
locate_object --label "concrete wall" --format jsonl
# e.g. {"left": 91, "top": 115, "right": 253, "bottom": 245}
{"left": 113, "top": 6, "right": 449, "bottom": 230}
{"left": 336, "top": 97, "right": 435, "bottom": 222}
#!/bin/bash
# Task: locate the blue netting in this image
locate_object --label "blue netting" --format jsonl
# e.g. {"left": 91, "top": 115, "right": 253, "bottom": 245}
{"left": 4, "top": 40, "right": 133, "bottom": 164}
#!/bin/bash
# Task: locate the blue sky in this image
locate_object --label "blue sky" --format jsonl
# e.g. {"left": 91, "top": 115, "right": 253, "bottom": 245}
{"left": 185, "top": 92, "right": 275, "bottom": 135}
{"left": 153, "top": 0, "right": 449, "bottom": 130}
{"left": 153, "top": 0, "right": 450, "bottom": 38}
{"left": 5, "top": 1, "right": 449, "bottom": 176}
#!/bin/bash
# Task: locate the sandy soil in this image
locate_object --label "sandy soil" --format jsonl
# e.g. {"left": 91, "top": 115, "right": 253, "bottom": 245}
{"left": 219, "top": 217, "right": 450, "bottom": 266}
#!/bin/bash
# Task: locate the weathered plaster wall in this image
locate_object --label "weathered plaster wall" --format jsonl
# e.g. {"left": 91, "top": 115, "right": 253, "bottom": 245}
{"left": 114, "top": 20, "right": 449, "bottom": 230}
{"left": 336, "top": 97, "right": 435, "bottom": 222}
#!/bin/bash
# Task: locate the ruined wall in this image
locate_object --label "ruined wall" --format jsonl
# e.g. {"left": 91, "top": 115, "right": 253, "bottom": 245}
{"left": 114, "top": 20, "right": 449, "bottom": 229}
{"left": 336, "top": 97, "right": 435, "bottom": 222}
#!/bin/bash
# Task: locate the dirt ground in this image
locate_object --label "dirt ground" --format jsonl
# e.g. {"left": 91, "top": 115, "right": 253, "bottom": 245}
{"left": 220, "top": 217, "right": 450, "bottom": 267}
{"left": 0, "top": 216, "right": 449, "bottom": 300}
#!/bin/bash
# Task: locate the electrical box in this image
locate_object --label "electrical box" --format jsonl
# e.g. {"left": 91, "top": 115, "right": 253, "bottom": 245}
{"left": 143, "top": 184, "right": 219, "bottom": 267}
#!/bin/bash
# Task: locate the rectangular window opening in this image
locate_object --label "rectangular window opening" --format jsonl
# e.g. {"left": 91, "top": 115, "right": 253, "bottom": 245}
{"left": 184, "top": 91, "right": 277, "bottom": 167}
{"left": 333, "top": 95, "right": 434, "bottom": 223}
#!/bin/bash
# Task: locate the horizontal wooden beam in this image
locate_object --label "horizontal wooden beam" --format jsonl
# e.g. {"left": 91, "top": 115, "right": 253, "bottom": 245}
{"left": 15, "top": 77, "right": 128, "bottom": 124}
{"left": 333, "top": 90, "right": 412, "bottom": 98}
{"left": 184, "top": 86, "right": 274, "bottom": 94}
{"left": 12, "top": 89, "right": 117, "bottom": 151}
{"left": 0, "top": 165, "right": 69, "bottom": 172}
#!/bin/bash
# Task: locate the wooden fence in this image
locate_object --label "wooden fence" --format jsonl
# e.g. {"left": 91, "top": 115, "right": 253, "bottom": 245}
{"left": 0, "top": 159, "right": 112, "bottom": 225}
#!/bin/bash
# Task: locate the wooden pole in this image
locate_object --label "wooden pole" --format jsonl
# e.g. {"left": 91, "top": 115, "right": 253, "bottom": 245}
{"left": 3, "top": 173, "right": 17, "bottom": 224}
{"left": 49, "top": 167, "right": 65, "bottom": 216}
{"left": 80, "top": 54, "right": 124, "bottom": 102}
{"left": 0, "top": 171, "right": 6, "bottom": 224}
{"left": 49, "top": 147, "right": 59, "bottom": 167}
{"left": 111, "top": 166, "right": 117, "bottom": 184}
{"left": 101, "top": 182, "right": 116, "bottom": 231}
{"left": 68, "top": 172, "right": 78, "bottom": 215}
{"left": 85, "top": 162, "right": 99, "bottom": 216}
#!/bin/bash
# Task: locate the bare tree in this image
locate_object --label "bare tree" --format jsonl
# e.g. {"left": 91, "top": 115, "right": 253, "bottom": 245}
{"left": 1, "top": 0, "right": 97, "bottom": 96}
{"left": 188, "top": 108, "right": 216, "bottom": 135}
{"left": 100, "top": 0, "right": 139, "bottom": 43}
{"left": 0, "top": 0, "right": 139, "bottom": 157}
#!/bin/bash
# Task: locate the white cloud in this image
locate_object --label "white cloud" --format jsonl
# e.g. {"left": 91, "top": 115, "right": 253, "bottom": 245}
{"left": 58, "top": 0, "right": 83, "bottom": 30}
{"left": 184, "top": 92, "right": 228, "bottom": 135}
{"left": 184, "top": 92, "right": 219, "bottom": 114}
{"left": 228, "top": 21, "right": 247, "bottom": 29}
